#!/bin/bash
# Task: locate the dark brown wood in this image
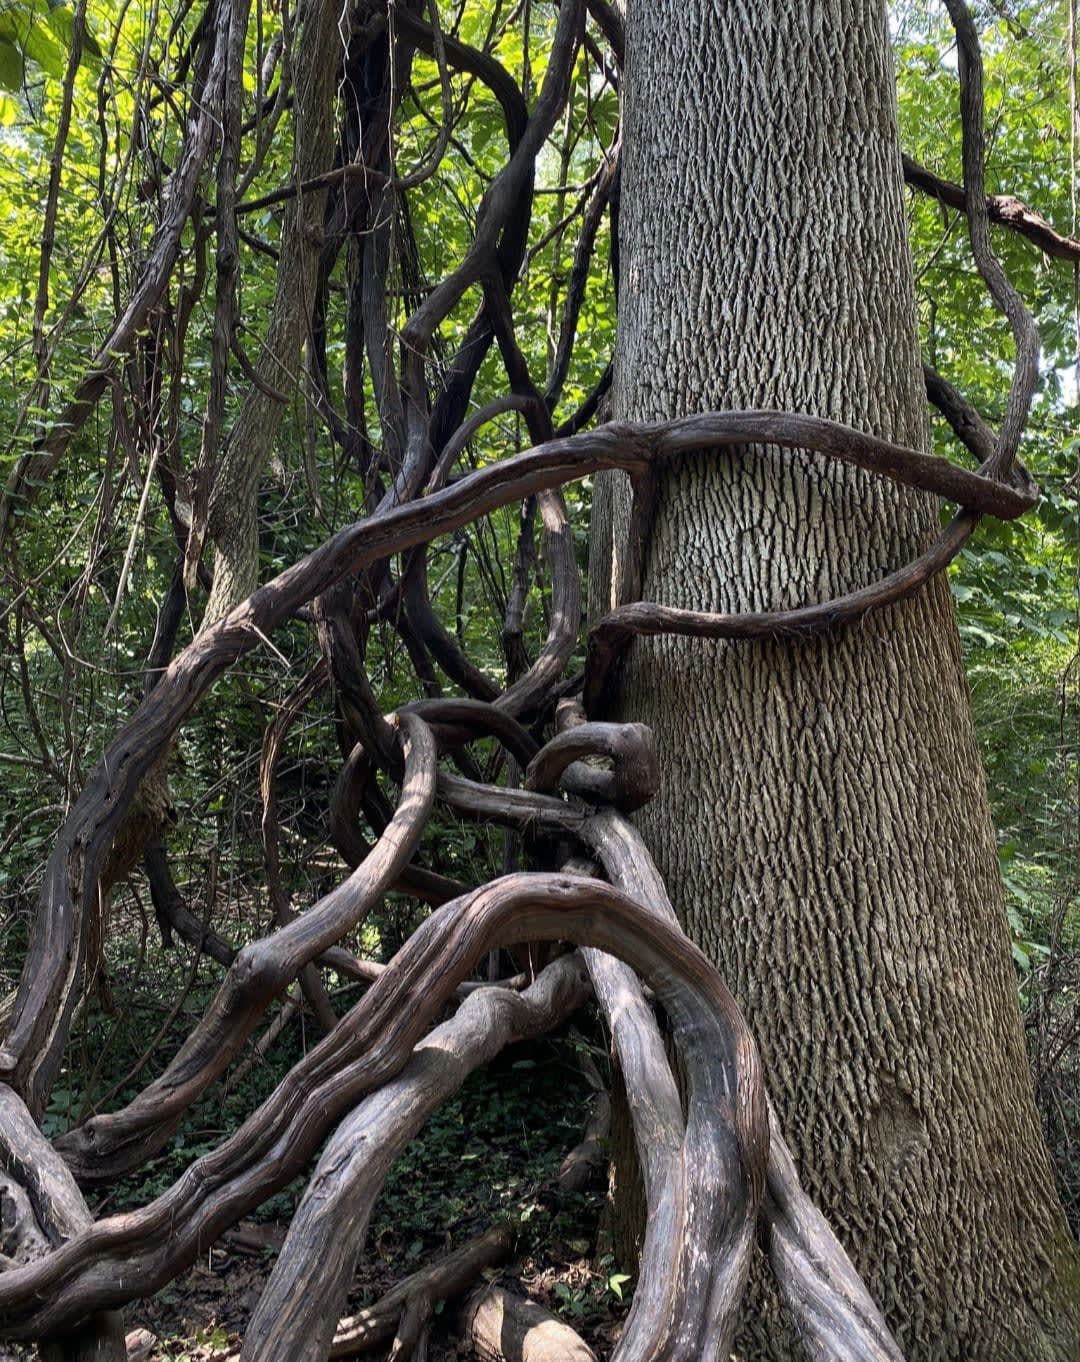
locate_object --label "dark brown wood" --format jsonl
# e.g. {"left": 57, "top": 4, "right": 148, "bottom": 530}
{"left": 583, "top": 509, "right": 980, "bottom": 714}
{"left": 0, "top": 1090, "right": 125, "bottom": 1360}
{"left": 524, "top": 721, "right": 658, "bottom": 811}
{"left": 144, "top": 839, "right": 237, "bottom": 967}
{"left": 243, "top": 957, "right": 590, "bottom": 1360}
{"left": 53, "top": 713, "right": 438, "bottom": 1182}
{"left": 402, "top": 698, "right": 541, "bottom": 767}
{"left": 495, "top": 486, "right": 581, "bottom": 721}
{"left": 903, "top": 153, "right": 1080, "bottom": 263}
{"left": 0, "top": 873, "right": 767, "bottom": 1339}
{"left": 943, "top": 0, "right": 1039, "bottom": 472}
{"left": 329, "top": 742, "right": 467, "bottom": 905}
{"left": 329, "top": 1225, "right": 514, "bottom": 1357}
{"left": 924, "top": 362, "right": 998, "bottom": 465}
{"left": 436, "top": 772, "right": 588, "bottom": 833}
{"left": 1, "top": 406, "right": 1033, "bottom": 1124}
{"left": 575, "top": 810, "right": 904, "bottom": 1361}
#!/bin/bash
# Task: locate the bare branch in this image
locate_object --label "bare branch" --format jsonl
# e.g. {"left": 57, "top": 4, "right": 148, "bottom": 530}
{"left": 903, "top": 153, "right": 1080, "bottom": 264}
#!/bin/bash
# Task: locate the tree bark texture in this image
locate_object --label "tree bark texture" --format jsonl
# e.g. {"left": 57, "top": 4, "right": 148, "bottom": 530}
{"left": 203, "top": 0, "right": 340, "bottom": 622}
{"left": 590, "top": 2, "right": 1080, "bottom": 1357}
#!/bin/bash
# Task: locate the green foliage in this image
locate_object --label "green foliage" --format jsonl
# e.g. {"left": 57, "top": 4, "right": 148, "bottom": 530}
{"left": 0, "top": 0, "right": 1077, "bottom": 1313}
{"left": 0, "top": 0, "right": 102, "bottom": 106}
{"left": 368, "top": 1044, "right": 596, "bottom": 1257}
{"left": 896, "top": 0, "right": 1078, "bottom": 919}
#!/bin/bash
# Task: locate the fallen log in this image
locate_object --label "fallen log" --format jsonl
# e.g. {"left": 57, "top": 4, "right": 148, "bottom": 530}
{"left": 461, "top": 1284, "right": 597, "bottom": 1362}
{"left": 330, "top": 1223, "right": 514, "bottom": 1357}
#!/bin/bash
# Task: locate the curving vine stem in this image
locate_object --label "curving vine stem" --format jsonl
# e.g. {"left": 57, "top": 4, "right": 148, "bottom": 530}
{"left": 0, "top": 397, "right": 1031, "bottom": 1357}
{"left": 0, "top": 2, "right": 1059, "bottom": 1358}
{"left": 0, "top": 410, "right": 1035, "bottom": 1110}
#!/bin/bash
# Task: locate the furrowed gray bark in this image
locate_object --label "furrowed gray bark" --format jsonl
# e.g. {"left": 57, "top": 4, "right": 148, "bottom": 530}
{"left": 591, "top": 1, "right": 1080, "bottom": 1356}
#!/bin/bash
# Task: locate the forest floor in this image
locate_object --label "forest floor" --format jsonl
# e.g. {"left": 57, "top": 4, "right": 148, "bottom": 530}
{"left": 115, "top": 1220, "right": 626, "bottom": 1361}
{"left": 1, "top": 1030, "right": 630, "bottom": 1362}
{"left": 0, "top": 1235, "right": 624, "bottom": 1362}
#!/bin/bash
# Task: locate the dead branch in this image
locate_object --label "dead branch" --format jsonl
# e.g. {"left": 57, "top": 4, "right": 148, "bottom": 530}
{"left": 462, "top": 1284, "right": 597, "bottom": 1362}
{"left": 329, "top": 1224, "right": 514, "bottom": 1357}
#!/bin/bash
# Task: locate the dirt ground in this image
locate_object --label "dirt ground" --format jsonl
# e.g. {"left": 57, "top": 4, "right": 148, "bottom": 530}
{"left": 0, "top": 1219, "right": 624, "bottom": 1361}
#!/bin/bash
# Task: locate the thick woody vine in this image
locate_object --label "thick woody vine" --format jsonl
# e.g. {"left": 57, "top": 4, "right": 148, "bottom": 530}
{"left": 0, "top": 2, "right": 1064, "bottom": 1360}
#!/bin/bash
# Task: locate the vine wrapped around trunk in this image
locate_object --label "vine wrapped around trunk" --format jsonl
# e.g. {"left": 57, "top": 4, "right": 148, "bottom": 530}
{"left": 0, "top": 2, "right": 1076, "bottom": 1359}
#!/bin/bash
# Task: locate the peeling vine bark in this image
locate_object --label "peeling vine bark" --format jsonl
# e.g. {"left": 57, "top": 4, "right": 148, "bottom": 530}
{"left": 203, "top": 0, "right": 341, "bottom": 622}
{"left": 242, "top": 954, "right": 593, "bottom": 1360}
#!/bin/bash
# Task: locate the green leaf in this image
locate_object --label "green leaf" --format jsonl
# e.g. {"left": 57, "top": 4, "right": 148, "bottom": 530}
{"left": 45, "top": 5, "right": 101, "bottom": 63}
{"left": 44, "top": 4, "right": 72, "bottom": 43}
{"left": 0, "top": 39, "right": 22, "bottom": 90}
{"left": 21, "top": 20, "right": 64, "bottom": 76}
{"left": 608, "top": 1272, "right": 631, "bottom": 1301}
{"left": 0, "top": 5, "right": 66, "bottom": 78}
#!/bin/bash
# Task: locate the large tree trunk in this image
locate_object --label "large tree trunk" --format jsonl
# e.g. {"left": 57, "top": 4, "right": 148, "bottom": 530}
{"left": 590, "top": 2, "right": 1080, "bottom": 1357}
